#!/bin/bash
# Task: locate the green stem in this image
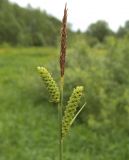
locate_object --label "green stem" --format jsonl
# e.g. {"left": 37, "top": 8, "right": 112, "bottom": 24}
{"left": 58, "top": 77, "right": 64, "bottom": 160}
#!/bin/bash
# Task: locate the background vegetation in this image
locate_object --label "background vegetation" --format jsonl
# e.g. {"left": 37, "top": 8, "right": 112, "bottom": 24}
{"left": 0, "top": 0, "right": 129, "bottom": 159}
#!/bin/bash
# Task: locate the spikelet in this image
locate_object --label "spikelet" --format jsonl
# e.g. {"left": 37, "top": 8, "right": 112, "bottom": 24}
{"left": 62, "top": 86, "right": 84, "bottom": 138}
{"left": 37, "top": 67, "right": 60, "bottom": 103}
{"left": 60, "top": 4, "right": 67, "bottom": 77}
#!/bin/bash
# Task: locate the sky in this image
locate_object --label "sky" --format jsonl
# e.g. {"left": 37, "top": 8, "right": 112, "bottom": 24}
{"left": 9, "top": 0, "right": 129, "bottom": 32}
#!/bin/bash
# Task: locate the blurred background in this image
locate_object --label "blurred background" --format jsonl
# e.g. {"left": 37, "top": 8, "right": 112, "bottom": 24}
{"left": 0, "top": 0, "right": 129, "bottom": 159}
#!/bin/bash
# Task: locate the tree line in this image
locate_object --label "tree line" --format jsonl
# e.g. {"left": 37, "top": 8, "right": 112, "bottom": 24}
{"left": 0, "top": 0, "right": 61, "bottom": 46}
{"left": 1, "top": 0, "right": 129, "bottom": 46}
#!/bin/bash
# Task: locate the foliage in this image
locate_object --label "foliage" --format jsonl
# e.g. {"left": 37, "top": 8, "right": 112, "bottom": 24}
{"left": 86, "top": 20, "right": 113, "bottom": 42}
{"left": 0, "top": 2, "right": 129, "bottom": 160}
{"left": 68, "top": 37, "right": 129, "bottom": 131}
{"left": 0, "top": 0, "right": 61, "bottom": 46}
{"left": 0, "top": 44, "right": 129, "bottom": 159}
{"left": 117, "top": 20, "right": 129, "bottom": 38}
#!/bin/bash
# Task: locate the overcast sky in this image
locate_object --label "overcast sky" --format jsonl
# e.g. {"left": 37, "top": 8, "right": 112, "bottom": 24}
{"left": 9, "top": 0, "right": 129, "bottom": 32}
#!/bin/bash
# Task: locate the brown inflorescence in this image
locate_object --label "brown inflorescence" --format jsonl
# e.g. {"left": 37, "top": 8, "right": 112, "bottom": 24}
{"left": 60, "top": 4, "right": 67, "bottom": 77}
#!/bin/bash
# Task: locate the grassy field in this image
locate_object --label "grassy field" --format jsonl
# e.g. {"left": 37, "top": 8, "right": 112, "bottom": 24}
{"left": 0, "top": 47, "right": 129, "bottom": 160}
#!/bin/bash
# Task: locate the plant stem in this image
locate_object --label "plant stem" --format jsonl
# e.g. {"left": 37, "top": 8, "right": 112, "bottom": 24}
{"left": 58, "top": 77, "right": 64, "bottom": 160}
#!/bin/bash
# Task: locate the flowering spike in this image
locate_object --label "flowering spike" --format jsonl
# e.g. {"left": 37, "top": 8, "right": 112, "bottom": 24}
{"left": 37, "top": 67, "right": 60, "bottom": 103}
{"left": 62, "top": 86, "right": 84, "bottom": 138}
{"left": 60, "top": 4, "right": 67, "bottom": 77}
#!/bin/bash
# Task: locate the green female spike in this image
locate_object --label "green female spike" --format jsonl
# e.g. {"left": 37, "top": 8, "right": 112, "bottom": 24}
{"left": 62, "top": 86, "right": 84, "bottom": 139}
{"left": 37, "top": 67, "right": 60, "bottom": 103}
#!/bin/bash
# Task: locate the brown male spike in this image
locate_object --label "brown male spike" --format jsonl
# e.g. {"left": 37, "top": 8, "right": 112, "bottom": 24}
{"left": 60, "top": 4, "right": 67, "bottom": 77}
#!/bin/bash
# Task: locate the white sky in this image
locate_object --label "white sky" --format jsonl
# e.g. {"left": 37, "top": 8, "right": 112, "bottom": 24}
{"left": 9, "top": 0, "right": 129, "bottom": 32}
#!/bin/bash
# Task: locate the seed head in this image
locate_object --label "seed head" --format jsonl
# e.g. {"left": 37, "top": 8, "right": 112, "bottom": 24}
{"left": 37, "top": 67, "right": 60, "bottom": 103}
{"left": 62, "top": 86, "right": 84, "bottom": 138}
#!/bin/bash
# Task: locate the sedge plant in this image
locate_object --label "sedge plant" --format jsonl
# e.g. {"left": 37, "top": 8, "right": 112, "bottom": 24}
{"left": 37, "top": 4, "right": 86, "bottom": 160}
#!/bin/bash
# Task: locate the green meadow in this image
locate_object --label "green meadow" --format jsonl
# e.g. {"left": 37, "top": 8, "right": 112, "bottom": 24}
{"left": 1, "top": 1, "right": 129, "bottom": 159}
{"left": 0, "top": 46, "right": 129, "bottom": 160}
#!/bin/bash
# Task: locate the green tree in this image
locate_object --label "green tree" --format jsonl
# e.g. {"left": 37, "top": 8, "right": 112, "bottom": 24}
{"left": 0, "top": 0, "right": 62, "bottom": 46}
{"left": 86, "top": 20, "right": 113, "bottom": 42}
{"left": 117, "top": 21, "right": 129, "bottom": 38}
